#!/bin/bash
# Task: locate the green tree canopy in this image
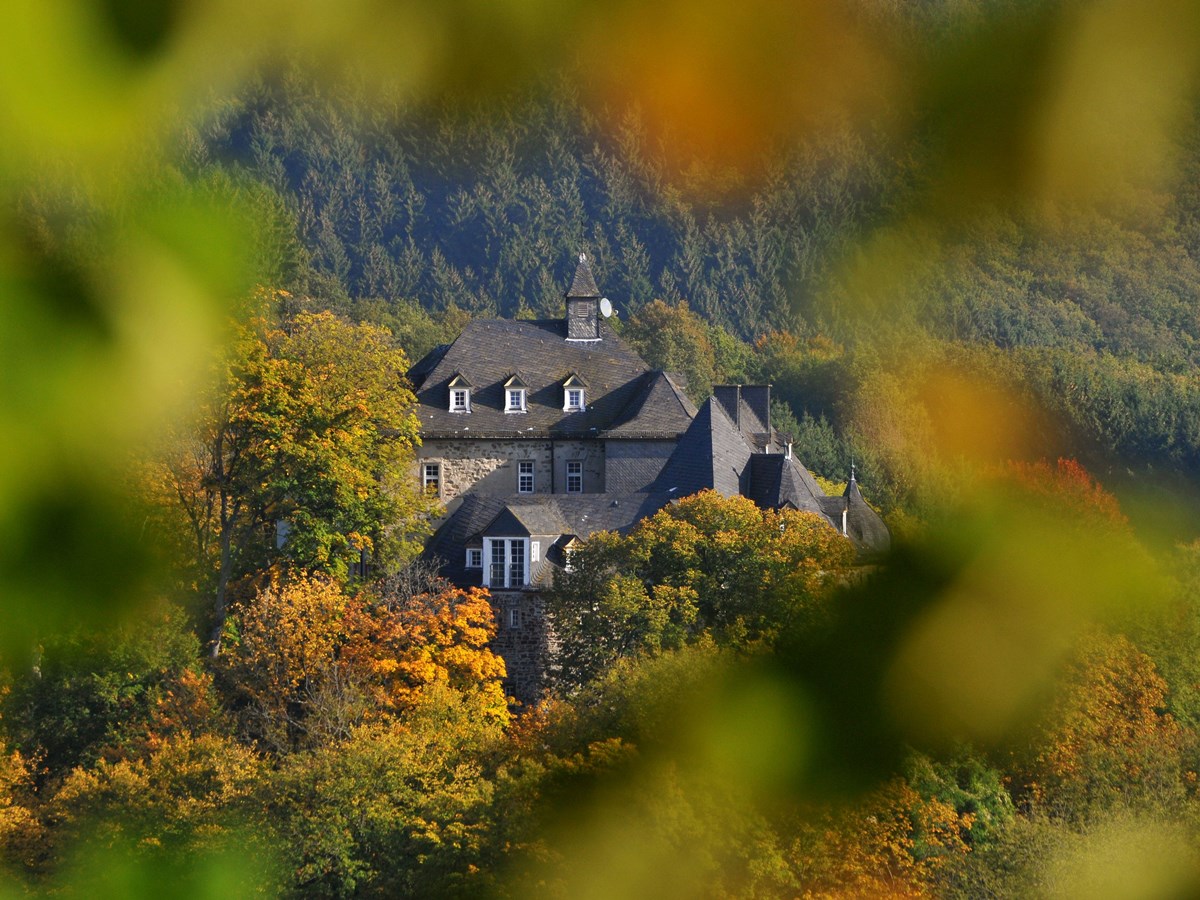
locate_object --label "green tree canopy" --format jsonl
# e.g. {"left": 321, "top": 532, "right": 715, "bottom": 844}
{"left": 152, "top": 297, "right": 432, "bottom": 654}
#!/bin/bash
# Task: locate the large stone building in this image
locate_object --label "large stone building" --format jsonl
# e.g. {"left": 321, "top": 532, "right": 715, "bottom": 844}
{"left": 408, "top": 255, "right": 888, "bottom": 700}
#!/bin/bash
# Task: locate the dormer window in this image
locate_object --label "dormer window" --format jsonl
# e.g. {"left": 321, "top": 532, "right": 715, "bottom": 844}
{"left": 503, "top": 374, "right": 527, "bottom": 414}
{"left": 447, "top": 373, "right": 472, "bottom": 413}
{"left": 562, "top": 373, "right": 588, "bottom": 411}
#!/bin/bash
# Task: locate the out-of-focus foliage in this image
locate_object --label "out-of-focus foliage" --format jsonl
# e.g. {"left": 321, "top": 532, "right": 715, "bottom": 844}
{"left": 12, "top": 0, "right": 1200, "bottom": 897}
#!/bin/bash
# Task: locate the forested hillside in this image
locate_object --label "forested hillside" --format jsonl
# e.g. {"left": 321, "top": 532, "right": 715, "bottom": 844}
{"left": 187, "top": 70, "right": 1200, "bottom": 516}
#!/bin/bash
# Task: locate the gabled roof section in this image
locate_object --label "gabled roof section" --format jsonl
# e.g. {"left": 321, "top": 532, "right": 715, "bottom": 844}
{"left": 566, "top": 253, "right": 601, "bottom": 298}
{"left": 412, "top": 318, "right": 654, "bottom": 438}
{"left": 479, "top": 507, "right": 530, "bottom": 538}
{"left": 428, "top": 492, "right": 676, "bottom": 587}
{"left": 562, "top": 372, "right": 588, "bottom": 388}
{"left": 651, "top": 398, "right": 752, "bottom": 498}
{"left": 506, "top": 501, "right": 570, "bottom": 537}
{"left": 407, "top": 343, "right": 450, "bottom": 390}
{"left": 746, "top": 454, "right": 827, "bottom": 516}
{"left": 477, "top": 501, "right": 569, "bottom": 539}
{"left": 606, "top": 371, "right": 697, "bottom": 438}
{"left": 447, "top": 372, "right": 472, "bottom": 388}
{"left": 503, "top": 373, "right": 528, "bottom": 389}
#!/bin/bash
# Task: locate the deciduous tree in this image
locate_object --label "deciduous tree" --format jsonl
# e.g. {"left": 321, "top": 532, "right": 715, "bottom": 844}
{"left": 154, "top": 297, "right": 432, "bottom": 654}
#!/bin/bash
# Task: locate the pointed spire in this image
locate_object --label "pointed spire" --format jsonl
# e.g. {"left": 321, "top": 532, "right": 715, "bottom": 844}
{"left": 566, "top": 252, "right": 601, "bottom": 298}
{"left": 844, "top": 460, "right": 864, "bottom": 502}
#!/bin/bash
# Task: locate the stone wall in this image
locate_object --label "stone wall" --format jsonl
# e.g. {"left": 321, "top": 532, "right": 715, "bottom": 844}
{"left": 489, "top": 589, "right": 551, "bottom": 704}
{"left": 416, "top": 437, "right": 608, "bottom": 503}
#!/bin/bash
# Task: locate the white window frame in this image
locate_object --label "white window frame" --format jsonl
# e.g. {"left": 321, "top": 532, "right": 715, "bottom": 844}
{"left": 483, "top": 538, "right": 529, "bottom": 588}
{"left": 508, "top": 607, "right": 523, "bottom": 629}
{"left": 505, "top": 388, "right": 527, "bottom": 413}
{"left": 531, "top": 540, "right": 540, "bottom": 563}
{"left": 422, "top": 462, "right": 441, "bottom": 497}
{"left": 564, "top": 387, "right": 585, "bottom": 411}
{"left": 566, "top": 460, "right": 583, "bottom": 494}
{"left": 450, "top": 388, "right": 470, "bottom": 413}
{"left": 517, "top": 460, "right": 535, "bottom": 493}
{"left": 465, "top": 547, "right": 482, "bottom": 569}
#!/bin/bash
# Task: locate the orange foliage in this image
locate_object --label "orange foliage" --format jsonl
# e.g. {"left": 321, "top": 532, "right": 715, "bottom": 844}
{"left": 791, "top": 780, "right": 971, "bottom": 899}
{"left": 344, "top": 587, "right": 509, "bottom": 725}
{"left": 1000, "top": 458, "right": 1128, "bottom": 528}
{"left": 0, "top": 740, "right": 41, "bottom": 872}
{"left": 222, "top": 575, "right": 510, "bottom": 749}
{"left": 1021, "top": 630, "right": 1195, "bottom": 813}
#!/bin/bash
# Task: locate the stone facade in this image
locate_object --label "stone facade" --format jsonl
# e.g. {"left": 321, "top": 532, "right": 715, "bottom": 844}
{"left": 417, "top": 437, "right": 612, "bottom": 508}
{"left": 488, "top": 589, "right": 551, "bottom": 702}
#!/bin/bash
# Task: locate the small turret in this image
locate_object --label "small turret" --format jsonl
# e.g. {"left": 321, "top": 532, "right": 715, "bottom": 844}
{"left": 565, "top": 253, "right": 601, "bottom": 341}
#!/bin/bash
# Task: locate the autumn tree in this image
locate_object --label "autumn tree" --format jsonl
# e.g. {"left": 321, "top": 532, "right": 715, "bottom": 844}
{"left": 2, "top": 604, "right": 216, "bottom": 778}
{"left": 547, "top": 491, "right": 854, "bottom": 692}
{"left": 219, "top": 573, "right": 508, "bottom": 751}
{"left": 49, "top": 731, "right": 264, "bottom": 864}
{"left": 788, "top": 779, "right": 972, "bottom": 898}
{"left": 344, "top": 583, "right": 508, "bottom": 726}
{"left": 1017, "top": 631, "right": 1195, "bottom": 819}
{"left": 154, "top": 296, "right": 433, "bottom": 654}
{"left": 255, "top": 685, "right": 505, "bottom": 899}
{"left": 621, "top": 299, "right": 719, "bottom": 404}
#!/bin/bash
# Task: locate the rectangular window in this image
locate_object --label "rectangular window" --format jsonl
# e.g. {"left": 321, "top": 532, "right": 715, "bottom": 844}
{"left": 450, "top": 389, "right": 469, "bottom": 412}
{"left": 531, "top": 541, "right": 540, "bottom": 563}
{"left": 506, "top": 388, "right": 525, "bottom": 412}
{"left": 565, "top": 388, "right": 584, "bottom": 411}
{"left": 489, "top": 540, "right": 506, "bottom": 587}
{"left": 423, "top": 462, "right": 440, "bottom": 497}
{"left": 518, "top": 460, "right": 534, "bottom": 493}
{"left": 465, "top": 548, "right": 482, "bottom": 568}
{"left": 566, "top": 460, "right": 583, "bottom": 493}
{"left": 485, "top": 539, "right": 528, "bottom": 588}
{"left": 508, "top": 540, "right": 525, "bottom": 587}
{"left": 508, "top": 607, "right": 522, "bottom": 629}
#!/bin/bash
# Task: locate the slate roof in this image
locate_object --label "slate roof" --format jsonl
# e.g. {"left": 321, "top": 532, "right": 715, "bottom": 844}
{"left": 745, "top": 454, "right": 828, "bottom": 516}
{"left": 605, "top": 371, "right": 697, "bottom": 438}
{"left": 650, "top": 398, "right": 752, "bottom": 497}
{"left": 408, "top": 343, "right": 450, "bottom": 390}
{"left": 566, "top": 254, "right": 601, "bottom": 298}
{"left": 412, "top": 318, "right": 685, "bottom": 438}
{"left": 817, "top": 477, "right": 891, "bottom": 557}
{"left": 428, "top": 492, "right": 675, "bottom": 587}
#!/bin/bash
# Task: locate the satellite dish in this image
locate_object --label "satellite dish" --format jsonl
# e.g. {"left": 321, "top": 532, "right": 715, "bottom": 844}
{"left": 599, "top": 297, "right": 613, "bottom": 318}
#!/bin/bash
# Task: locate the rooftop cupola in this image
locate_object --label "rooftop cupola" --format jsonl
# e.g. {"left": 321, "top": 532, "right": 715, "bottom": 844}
{"left": 565, "top": 252, "right": 603, "bottom": 341}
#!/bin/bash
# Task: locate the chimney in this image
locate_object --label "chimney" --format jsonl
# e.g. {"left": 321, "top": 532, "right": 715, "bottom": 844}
{"left": 565, "top": 253, "right": 601, "bottom": 341}
{"left": 713, "top": 385, "right": 741, "bottom": 427}
{"left": 740, "top": 385, "right": 771, "bottom": 435}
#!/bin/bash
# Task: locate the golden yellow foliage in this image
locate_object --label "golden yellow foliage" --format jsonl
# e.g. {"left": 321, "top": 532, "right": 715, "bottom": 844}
{"left": 790, "top": 779, "right": 972, "bottom": 899}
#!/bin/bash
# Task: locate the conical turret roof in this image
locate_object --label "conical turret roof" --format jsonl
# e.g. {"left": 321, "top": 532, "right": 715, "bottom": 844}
{"left": 566, "top": 253, "right": 600, "bottom": 298}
